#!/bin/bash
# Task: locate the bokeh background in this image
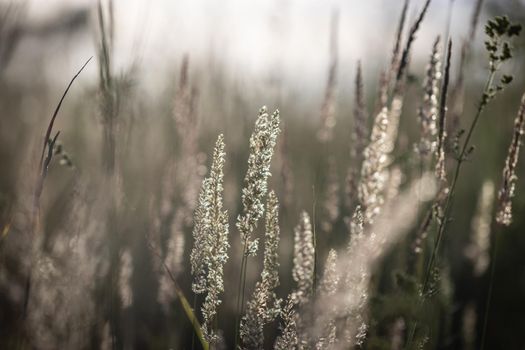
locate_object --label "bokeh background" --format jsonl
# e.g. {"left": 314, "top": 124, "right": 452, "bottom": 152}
{"left": 1, "top": 0, "right": 525, "bottom": 349}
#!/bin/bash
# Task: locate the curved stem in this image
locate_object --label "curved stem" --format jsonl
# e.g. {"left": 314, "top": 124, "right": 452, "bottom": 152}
{"left": 148, "top": 242, "right": 208, "bottom": 350}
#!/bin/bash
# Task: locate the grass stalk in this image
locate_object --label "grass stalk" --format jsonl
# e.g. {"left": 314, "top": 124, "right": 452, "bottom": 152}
{"left": 150, "top": 242, "right": 209, "bottom": 350}
{"left": 406, "top": 63, "right": 497, "bottom": 350}
{"left": 312, "top": 185, "right": 318, "bottom": 296}
{"left": 234, "top": 245, "right": 248, "bottom": 348}
{"left": 480, "top": 225, "right": 500, "bottom": 350}
{"left": 23, "top": 57, "right": 92, "bottom": 320}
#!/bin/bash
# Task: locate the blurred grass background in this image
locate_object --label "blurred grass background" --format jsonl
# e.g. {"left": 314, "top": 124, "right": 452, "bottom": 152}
{"left": 1, "top": 0, "right": 525, "bottom": 349}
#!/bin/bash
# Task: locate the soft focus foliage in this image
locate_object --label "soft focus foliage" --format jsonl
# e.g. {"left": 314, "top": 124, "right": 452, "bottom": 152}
{"left": 1, "top": 1, "right": 525, "bottom": 350}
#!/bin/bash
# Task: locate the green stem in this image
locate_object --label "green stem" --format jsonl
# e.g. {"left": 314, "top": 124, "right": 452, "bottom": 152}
{"left": 149, "top": 242, "right": 208, "bottom": 350}
{"left": 174, "top": 285, "right": 209, "bottom": 350}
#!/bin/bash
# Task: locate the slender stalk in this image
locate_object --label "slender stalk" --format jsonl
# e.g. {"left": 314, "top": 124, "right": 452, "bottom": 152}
{"left": 150, "top": 242, "right": 209, "bottom": 350}
{"left": 191, "top": 295, "right": 198, "bottom": 350}
{"left": 423, "top": 68, "right": 496, "bottom": 289}
{"left": 312, "top": 185, "right": 318, "bottom": 296}
{"left": 480, "top": 225, "right": 500, "bottom": 350}
{"left": 24, "top": 57, "right": 92, "bottom": 322}
{"left": 174, "top": 282, "right": 209, "bottom": 350}
{"left": 234, "top": 246, "right": 248, "bottom": 348}
{"left": 406, "top": 67, "right": 497, "bottom": 350}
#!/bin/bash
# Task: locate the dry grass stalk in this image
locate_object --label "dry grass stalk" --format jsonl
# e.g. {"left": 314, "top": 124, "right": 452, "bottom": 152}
{"left": 387, "top": 0, "right": 409, "bottom": 86}
{"left": 190, "top": 134, "right": 230, "bottom": 343}
{"left": 358, "top": 107, "right": 389, "bottom": 225}
{"left": 448, "top": 0, "right": 485, "bottom": 135}
{"left": 308, "top": 175, "right": 436, "bottom": 349}
{"left": 274, "top": 297, "right": 299, "bottom": 350}
{"left": 346, "top": 61, "right": 368, "bottom": 211}
{"left": 292, "top": 211, "right": 315, "bottom": 304}
{"left": 235, "top": 106, "right": 280, "bottom": 346}
{"left": 465, "top": 180, "right": 494, "bottom": 276}
{"left": 384, "top": 0, "right": 433, "bottom": 162}
{"left": 96, "top": 0, "right": 118, "bottom": 175}
{"left": 396, "top": 0, "right": 432, "bottom": 83}
{"left": 496, "top": 93, "right": 525, "bottom": 226}
{"left": 317, "top": 10, "right": 339, "bottom": 143}
{"left": 118, "top": 249, "right": 133, "bottom": 308}
{"left": 274, "top": 211, "right": 315, "bottom": 349}
{"left": 321, "top": 156, "right": 340, "bottom": 233}
{"left": 23, "top": 57, "right": 92, "bottom": 325}
{"left": 385, "top": 94, "right": 403, "bottom": 155}
{"left": 417, "top": 36, "right": 442, "bottom": 158}
{"left": 158, "top": 58, "right": 203, "bottom": 308}
{"left": 315, "top": 249, "right": 339, "bottom": 349}
{"left": 435, "top": 39, "right": 452, "bottom": 182}
{"left": 278, "top": 125, "right": 294, "bottom": 209}
{"left": 240, "top": 191, "right": 282, "bottom": 349}
{"left": 237, "top": 106, "right": 281, "bottom": 255}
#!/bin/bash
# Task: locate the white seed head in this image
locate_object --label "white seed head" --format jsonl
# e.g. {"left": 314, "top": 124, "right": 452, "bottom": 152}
{"left": 237, "top": 107, "right": 281, "bottom": 255}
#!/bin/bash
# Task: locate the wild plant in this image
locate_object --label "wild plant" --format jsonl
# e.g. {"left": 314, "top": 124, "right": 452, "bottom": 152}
{"left": 317, "top": 10, "right": 340, "bottom": 143}
{"left": 191, "top": 134, "right": 229, "bottom": 345}
{"left": 496, "top": 93, "right": 525, "bottom": 226}
{"left": 239, "top": 191, "right": 281, "bottom": 349}
{"left": 235, "top": 107, "right": 280, "bottom": 344}
{"left": 406, "top": 16, "right": 522, "bottom": 347}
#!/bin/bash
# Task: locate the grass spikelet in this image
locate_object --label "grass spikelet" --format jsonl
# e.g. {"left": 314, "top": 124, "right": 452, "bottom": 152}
{"left": 396, "top": 0, "right": 432, "bottom": 83}
{"left": 417, "top": 36, "right": 442, "bottom": 157}
{"left": 346, "top": 61, "right": 368, "bottom": 210}
{"left": 237, "top": 107, "right": 281, "bottom": 255}
{"left": 343, "top": 205, "right": 369, "bottom": 346}
{"left": 235, "top": 106, "right": 280, "bottom": 346}
{"left": 388, "top": 0, "right": 410, "bottom": 85}
{"left": 315, "top": 249, "right": 339, "bottom": 349}
{"left": 321, "top": 156, "right": 340, "bottom": 233}
{"left": 293, "top": 211, "right": 315, "bottom": 304}
{"left": 496, "top": 93, "right": 525, "bottom": 226}
{"left": 353, "top": 62, "right": 367, "bottom": 155}
{"left": 275, "top": 212, "right": 315, "bottom": 349}
{"left": 435, "top": 39, "right": 452, "bottom": 182}
{"left": 317, "top": 10, "right": 339, "bottom": 143}
{"left": 190, "top": 134, "right": 229, "bottom": 343}
{"left": 385, "top": 94, "right": 403, "bottom": 155}
{"left": 118, "top": 249, "right": 133, "bottom": 309}
{"left": 359, "top": 107, "right": 389, "bottom": 225}
{"left": 274, "top": 297, "right": 299, "bottom": 350}
{"left": 190, "top": 178, "right": 213, "bottom": 294}
{"left": 274, "top": 211, "right": 315, "bottom": 349}
{"left": 240, "top": 191, "right": 282, "bottom": 349}
{"left": 465, "top": 180, "right": 495, "bottom": 276}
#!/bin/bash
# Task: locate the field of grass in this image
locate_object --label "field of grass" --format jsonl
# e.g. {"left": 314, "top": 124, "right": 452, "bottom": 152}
{"left": 1, "top": 1, "right": 525, "bottom": 349}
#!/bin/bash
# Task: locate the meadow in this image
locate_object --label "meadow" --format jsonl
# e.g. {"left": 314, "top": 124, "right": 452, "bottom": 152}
{"left": 1, "top": 0, "right": 525, "bottom": 349}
